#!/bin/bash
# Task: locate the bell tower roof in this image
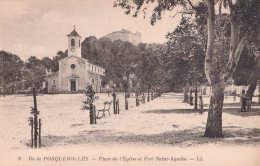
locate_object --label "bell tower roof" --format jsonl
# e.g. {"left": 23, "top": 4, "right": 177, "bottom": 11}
{"left": 67, "top": 27, "right": 81, "bottom": 38}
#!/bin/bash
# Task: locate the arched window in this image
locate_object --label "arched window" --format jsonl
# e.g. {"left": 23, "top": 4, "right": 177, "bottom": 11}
{"left": 71, "top": 39, "right": 75, "bottom": 46}
{"left": 79, "top": 40, "right": 80, "bottom": 47}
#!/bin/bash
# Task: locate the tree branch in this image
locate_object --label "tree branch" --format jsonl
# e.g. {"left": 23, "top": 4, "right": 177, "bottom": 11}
{"left": 204, "top": 0, "right": 215, "bottom": 85}
{"left": 170, "top": 10, "right": 193, "bottom": 19}
{"left": 221, "top": 37, "right": 246, "bottom": 82}
{"left": 228, "top": 16, "right": 240, "bottom": 61}
{"left": 187, "top": 0, "right": 196, "bottom": 10}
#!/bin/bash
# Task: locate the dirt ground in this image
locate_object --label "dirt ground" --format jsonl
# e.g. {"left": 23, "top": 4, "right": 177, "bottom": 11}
{"left": 0, "top": 92, "right": 260, "bottom": 166}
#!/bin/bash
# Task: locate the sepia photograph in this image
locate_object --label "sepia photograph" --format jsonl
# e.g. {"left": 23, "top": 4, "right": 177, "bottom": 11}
{"left": 0, "top": 0, "right": 259, "bottom": 165}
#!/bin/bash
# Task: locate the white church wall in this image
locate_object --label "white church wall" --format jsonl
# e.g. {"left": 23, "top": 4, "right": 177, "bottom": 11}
{"left": 59, "top": 57, "right": 87, "bottom": 91}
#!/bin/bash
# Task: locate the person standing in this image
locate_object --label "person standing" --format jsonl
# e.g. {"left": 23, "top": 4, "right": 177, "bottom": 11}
{"left": 240, "top": 90, "right": 247, "bottom": 112}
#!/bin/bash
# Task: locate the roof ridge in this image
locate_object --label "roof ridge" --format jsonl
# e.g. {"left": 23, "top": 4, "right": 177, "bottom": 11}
{"left": 67, "top": 29, "right": 82, "bottom": 37}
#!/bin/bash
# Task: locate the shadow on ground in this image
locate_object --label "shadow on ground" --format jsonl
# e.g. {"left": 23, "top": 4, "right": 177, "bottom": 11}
{"left": 144, "top": 109, "right": 208, "bottom": 114}
{"left": 204, "top": 102, "right": 259, "bottom": 108}
{"left": 143, "top": 107, "right": 260, "bottom": 117}
{"left": 222, "top": 107, "right": 260, "bottom": 117}
{"left": 25, "top": 127, "right": 260, "bottom": 148}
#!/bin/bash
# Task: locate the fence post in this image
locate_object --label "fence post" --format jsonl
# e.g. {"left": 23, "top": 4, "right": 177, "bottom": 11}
{"left": 94, "top": 105, "right": 97, "bottom": 124}
{"left": 30, "top": 118, "right": 33, "bottom": 148}
{"left": 117, "top": 100, "right": 120, "bottom": 114}
{"left": 90, "top": 104, "right": 94, "bottom": 124}
{"left": 125, "top": 98, "right": 128, "bottom": 110}
{"left": 39, "top": 119, "right": 41, "bottom": 148}
{"left": 136, "top": 96, "right": 139, "bottom": 106}
{"left": 113, "top": 92, "right": 116, "bottom": 114}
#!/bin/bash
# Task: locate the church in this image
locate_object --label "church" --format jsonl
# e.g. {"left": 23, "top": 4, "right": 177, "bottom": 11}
{"left": 44, "top": 28, "right": 105, "bottom": 93}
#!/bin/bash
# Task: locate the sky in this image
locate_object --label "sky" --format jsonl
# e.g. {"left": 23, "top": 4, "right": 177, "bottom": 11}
{"left": 0, "top": 0, "right": 182, "bottom": 60}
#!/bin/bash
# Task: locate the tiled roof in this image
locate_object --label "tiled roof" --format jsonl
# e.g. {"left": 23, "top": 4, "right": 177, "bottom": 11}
{"left": 67, "top": 29, "right": 81, "bottom": 37}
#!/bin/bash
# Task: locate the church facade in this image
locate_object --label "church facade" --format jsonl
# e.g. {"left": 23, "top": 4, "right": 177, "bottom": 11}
{"left": 44, "top": 28, "right": 105, "bottom": 93}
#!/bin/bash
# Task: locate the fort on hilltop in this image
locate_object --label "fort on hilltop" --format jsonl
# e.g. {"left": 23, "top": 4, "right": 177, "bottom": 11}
{"left": 104, "top": 29, "right": 141, "bottom": 45}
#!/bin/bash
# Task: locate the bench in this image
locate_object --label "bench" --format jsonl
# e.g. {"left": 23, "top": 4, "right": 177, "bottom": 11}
{"left": 96, "top": 101, "right": 112, "bottom": 118}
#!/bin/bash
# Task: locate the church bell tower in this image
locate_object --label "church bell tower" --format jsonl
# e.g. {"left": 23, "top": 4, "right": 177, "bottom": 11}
{"left": 67, "top": 26, "right": 82, "bottom": 57}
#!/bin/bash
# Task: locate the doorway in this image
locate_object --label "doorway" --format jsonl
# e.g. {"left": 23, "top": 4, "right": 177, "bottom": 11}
{"left": 71, "top": 80, "right": 76, "bottom": 91}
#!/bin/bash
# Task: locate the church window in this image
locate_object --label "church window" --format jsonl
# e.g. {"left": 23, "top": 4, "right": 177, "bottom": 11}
{"left": 92, "top": 79, "right": 94, "bottom": 84}
{"left": 95, "top": 67, "right": 96, "bottom": 72}
{"left": 71, "top": 39, "right": 75, "bottom": 46}
{"left": 71, "top": 64, "right": 76, "bottom": 69}
{"left": 53, "top": 80, "right": 55, "bottom": 85}
{"left": 92, "top": 66, "right": 93, "bottom": 71}
{"left": 79, "top": 40, "right": 80, "bottom": 47}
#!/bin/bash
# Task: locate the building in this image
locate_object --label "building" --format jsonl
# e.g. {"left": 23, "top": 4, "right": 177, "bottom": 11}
{"left": 44, "top": 28, "right": 105, "bottom": 93}
{"left": 104, "top": 29, "right": 141, "bottom": 45}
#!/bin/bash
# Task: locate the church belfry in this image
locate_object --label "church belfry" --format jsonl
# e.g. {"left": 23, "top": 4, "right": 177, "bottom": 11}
{"left": 67, "top": 26, "right": 82, "bottom": 57}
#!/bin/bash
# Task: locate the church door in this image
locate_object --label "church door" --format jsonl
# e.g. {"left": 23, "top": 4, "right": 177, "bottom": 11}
{"left": 71, "top": 80, "right": 76, "bottom": 91}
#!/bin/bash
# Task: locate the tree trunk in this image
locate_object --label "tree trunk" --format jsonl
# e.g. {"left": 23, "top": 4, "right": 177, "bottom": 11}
{"left": 203, "top": 0, "right": 246, "bottom": 138}
{"left": 246, "top": 80, "right": 257, "bottom": 100}
{"left": 184, "top": 86, "right": 189, "bottom": 103}
{"left": 194, "top": 85, "right": 198, "bottom": 110}
{"left": 33, "top": 88, "right": 38, "bottom": 148}
{"left": 189, "top": 88, "right": 193, "bottom": 106}
{"left": 204, "top": 83, "right": 225, "bottom": 138}
{"left": 204, "top": 0, "right": 215, "bottom": 85}
{"left": 3, "top": 84, "right": 6, "bottom": 97}
{"left": 147, "top": 91, "right": 150, "bottom": 102}
{"left": 125, "top": 91, "right": 128, "bottom": 110}
{"left": 258, "top": 85, "right": 260, "bottom": 106}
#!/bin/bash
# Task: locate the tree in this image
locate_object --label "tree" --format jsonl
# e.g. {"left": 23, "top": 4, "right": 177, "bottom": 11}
{"left": 163, "top": 16, "right": 207, "bottom": 85}
{"left": 81, "top": 36, "right": 115, "bottom": 86}
{"left": 24, "top": 56, "right": 46, "bottom": 89}
{"left": 135, "top": 43, "right": 160, "bottom": 100}
{"left": 161, "top": 16, "right": 207, "bottom": 108}
{"left": 114, "top": 0, "right": 258, "bottom": 137}
{"left": 41, "top": 57, "right": 53, "bottom": 72}
{"left": 233, "top": 48, "right": 260, "bottom": 99}
{"left": 0, "top": 51, "right": 24, "bottom": 95}
{"left": 52, "top": 50, "right": 68, "bottom": 72}
{"left": 111, "top": 40, "right": 137, "bottom": 109}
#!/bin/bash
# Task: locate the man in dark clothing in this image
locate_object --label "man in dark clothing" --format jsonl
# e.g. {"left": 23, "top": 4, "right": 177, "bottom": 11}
{"left": 240, "top": 90, "right": 248, "bottom": 112}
